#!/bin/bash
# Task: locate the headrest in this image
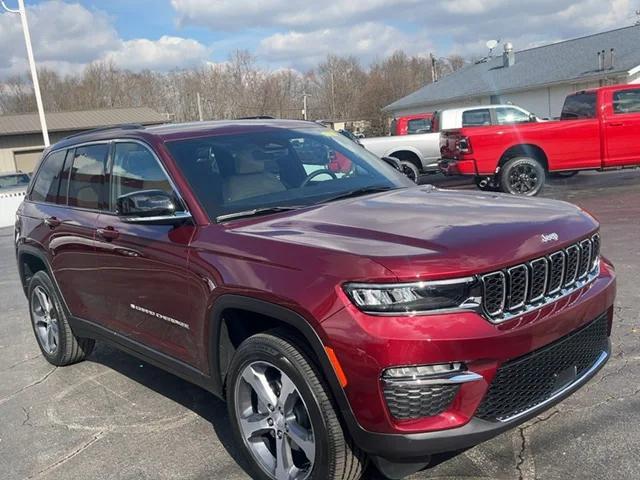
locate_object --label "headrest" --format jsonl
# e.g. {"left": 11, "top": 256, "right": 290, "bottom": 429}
{"left": 234, "top": 148, "right": 265, "bottom": 175}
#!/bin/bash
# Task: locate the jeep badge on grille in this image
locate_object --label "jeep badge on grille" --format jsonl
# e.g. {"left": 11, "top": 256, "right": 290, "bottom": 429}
{"left": 541, "top": 233, "right": 559, "bottom": 243}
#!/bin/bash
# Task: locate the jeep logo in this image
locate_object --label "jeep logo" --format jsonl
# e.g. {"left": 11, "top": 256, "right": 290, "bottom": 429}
{"left": 541, "top": 233, "right": 559, "bottom": 243}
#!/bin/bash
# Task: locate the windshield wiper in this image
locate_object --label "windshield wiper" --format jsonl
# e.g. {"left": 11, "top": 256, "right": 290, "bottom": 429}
{"left": 320, "top": 185, "right": 396, "bottom": 204}
{"left": 215, "top": 206, "right": 303, "bottom": 223}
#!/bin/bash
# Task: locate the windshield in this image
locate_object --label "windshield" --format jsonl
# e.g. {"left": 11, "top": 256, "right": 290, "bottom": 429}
{"left": 0, "top": 173, "right": 30, "bottom": 189}
{"left": 166, "top": 126, "right": 412, "bottom": 220}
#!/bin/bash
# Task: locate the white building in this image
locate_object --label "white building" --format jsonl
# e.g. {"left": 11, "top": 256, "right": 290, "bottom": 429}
{"left": 384, "top": 26, "right": 640, "bottom": 120}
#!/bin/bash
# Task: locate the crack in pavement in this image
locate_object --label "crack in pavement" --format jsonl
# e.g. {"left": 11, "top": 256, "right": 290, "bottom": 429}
{"left": 515, "top": 411, "right": 560, "bottom": 480}
{"left": 3, "top": 355, "right": 41, "bottom": 372}
{"left": 0, "top": 367, "right": 57, "bottom": 406}
{"left": 21, "top": 406, "right": 32, "bottom": 427}
{"left": 26, "top": 431, "right": 105, "bottom": 479}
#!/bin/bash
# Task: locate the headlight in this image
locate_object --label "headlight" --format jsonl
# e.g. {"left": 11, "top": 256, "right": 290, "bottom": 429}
{"left": 344, "top": 277, "right": 482, "bottom": 315}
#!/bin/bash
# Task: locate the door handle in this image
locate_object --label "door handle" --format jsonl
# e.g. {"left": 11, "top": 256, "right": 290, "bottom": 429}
{"left": 44, "top": 216, "right": 61, "bottom": 228}
{"left": 97, "top": 227, "right": 120, "bottom": 241}
{"left": 609, "top": 122, "right": 624, "bottom": 127}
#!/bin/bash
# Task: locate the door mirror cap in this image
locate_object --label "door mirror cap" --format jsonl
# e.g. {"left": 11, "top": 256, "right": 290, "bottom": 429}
{"left": 381, "top": 156, "right": 403, "bottom": 172}
{"left": 116, "top": 190, "right": 191, "bottom": 225}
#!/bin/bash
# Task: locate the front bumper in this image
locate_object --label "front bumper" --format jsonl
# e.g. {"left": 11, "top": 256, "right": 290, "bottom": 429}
{"left": 351, "top": 342, "right": 609, "bottom": 459}
{"left": 321, "top": 259, "right": 616, "bottom": 460}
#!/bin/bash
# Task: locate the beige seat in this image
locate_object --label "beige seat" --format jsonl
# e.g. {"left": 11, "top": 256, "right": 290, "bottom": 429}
{"left": 222, "top": 148, "right": 285, "bottom": 202}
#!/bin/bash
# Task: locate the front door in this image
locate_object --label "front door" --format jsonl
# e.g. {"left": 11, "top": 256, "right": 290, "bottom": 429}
{"left": 604, "top": 87, "right": 640, "bottom": 168}
{"left": 93, "top": 141, "right": 201, "bottom": 367}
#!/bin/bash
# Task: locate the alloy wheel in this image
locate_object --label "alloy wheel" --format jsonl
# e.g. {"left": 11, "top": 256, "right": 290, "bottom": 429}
{"left": 31, "top": 286, "right": 59, "bottom": 355}
{"left": 234, "top": 361, "right": 316, "bottom": 480}
{"left": 509, "top": 164, "right": 539, "bottom": 194}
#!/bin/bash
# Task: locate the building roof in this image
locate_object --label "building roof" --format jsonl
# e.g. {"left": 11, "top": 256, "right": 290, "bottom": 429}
{"left": 385, "top": 25, "right": 640, "bottom": 112}
{"left": 0, "top": 107, "right": 167, "bottom": 137}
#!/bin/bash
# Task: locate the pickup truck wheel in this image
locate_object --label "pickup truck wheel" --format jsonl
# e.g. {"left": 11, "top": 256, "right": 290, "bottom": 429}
{"left": 500, "top": 157, "right": 545, "bottom": 196}
{"left": 28, "top": 271, "right": 95, "bottom": 366}
{"left": 227, "top": 331, "right": 366, "bottom": 480}
{"left": 400, "top": 161, "right": 419, "bottom": 183}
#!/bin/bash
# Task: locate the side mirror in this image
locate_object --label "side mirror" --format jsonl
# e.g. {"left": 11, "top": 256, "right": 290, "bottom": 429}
{"left": 381, "top": 156, "right": 403, "bottom": 172}
{"left": 529, "top": 114, "right": 537, "bottom": 122}
{"left": 116, "top": 189, "right": 191, "bottom": 224}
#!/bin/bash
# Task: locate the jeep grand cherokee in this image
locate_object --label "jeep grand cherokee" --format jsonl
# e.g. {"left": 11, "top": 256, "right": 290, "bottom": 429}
{"left": 15, "top": 120, "right": 616, "bottom": 480}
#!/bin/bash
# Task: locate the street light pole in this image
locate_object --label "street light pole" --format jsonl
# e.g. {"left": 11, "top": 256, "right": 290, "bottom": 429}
{"left": 2, "top": 0, "right": 50, "bottom": 147}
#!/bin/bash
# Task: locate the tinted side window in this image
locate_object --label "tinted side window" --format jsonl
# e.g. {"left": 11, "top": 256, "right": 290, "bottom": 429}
{"left": 30, "top": 150, "right": 67, "bottom": 203}
{"left": 111, "top": 142, "right": 176, "bottom": 210}
{"left": 495, "top": 107, "right": 531, "bottom": 124}
{"left": 613, "top": 89, "right": 640, "bottom": 114}
{"left": 68, "top": 144, "right": 109, "bottom": 210}
{"left": 407, "top": 118, "right": 431, "bottom": 134}
{"left": 561, "top": 92, "right": 596, "bottom": 119}
{"left": 462, "top": 109, "right": 491, "bottom": 126}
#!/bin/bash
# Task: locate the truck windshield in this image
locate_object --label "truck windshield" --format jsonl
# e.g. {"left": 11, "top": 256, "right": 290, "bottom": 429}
{"left": 560, "top": 92, "right": 597, "bottom": 120}
{"left": 166, "top": 126, "right": 412, "bottom": 221}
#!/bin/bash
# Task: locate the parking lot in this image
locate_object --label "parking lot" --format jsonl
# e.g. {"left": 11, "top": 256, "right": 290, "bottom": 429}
{"left": 1, "top": 170, "right": 639, "bottom": 480}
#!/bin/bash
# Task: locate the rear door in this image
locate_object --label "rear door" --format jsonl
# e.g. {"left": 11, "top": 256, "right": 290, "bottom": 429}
{"left": 93, "top": 140, "right": 200, "bottom": 367}
{"left": 23, "top": 144, "right": 109, "bottom": 320}
{"left": 603, "top": 87, "right": 640, "bottom": 168}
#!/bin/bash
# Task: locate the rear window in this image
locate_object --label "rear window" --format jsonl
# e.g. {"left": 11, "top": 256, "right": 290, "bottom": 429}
{"left": 613, "top": 89, "right": 640, "bottom": 114}
{"left": 561, "top": 92, "right": 597, "bottom": 120}
{"left": 462, "top": 109, "right": 491, "bottom": 126}
{"left": 67, "top": 144, "right": 109, "bottom": 210}
{"left": 407, "top": 118, "right": 431, "bottom": 134}
{"left": 30, "top": 150, "right": 68, "bottom": 203}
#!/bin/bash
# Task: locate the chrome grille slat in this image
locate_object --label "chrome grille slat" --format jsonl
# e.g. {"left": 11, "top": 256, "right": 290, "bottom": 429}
{"left": 481, "top": 235, "right": 600, "bottom": 323}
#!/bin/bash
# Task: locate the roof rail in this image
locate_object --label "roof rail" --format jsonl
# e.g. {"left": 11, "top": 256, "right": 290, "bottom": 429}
{"left": 62, "top": 123, "right": 145, "bottom": 140}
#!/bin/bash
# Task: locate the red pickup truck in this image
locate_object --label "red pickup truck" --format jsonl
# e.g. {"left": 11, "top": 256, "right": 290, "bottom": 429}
{"left": 440, "top": 84, "right": 640, "bottom": 195}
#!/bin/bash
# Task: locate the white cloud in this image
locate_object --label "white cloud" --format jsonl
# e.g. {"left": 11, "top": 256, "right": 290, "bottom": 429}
{"left": 0, "top": 1, "right": 211, "bottom": 78}
{"left": 171, "top": 0, "right": 422, "bottom": 31}
{"left": 103, "top": 36, "right": 211, "bottom": 71}
{"left": 259, "top": 23, "right": 432, "bottom": 68}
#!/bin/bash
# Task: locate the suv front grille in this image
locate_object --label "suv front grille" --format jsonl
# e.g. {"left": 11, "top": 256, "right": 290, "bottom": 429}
{"left": 480, "top": 234, "right": 600, "bottom": 322}
{"left": 475, "top": 314, "right": 609, "bottom": 421}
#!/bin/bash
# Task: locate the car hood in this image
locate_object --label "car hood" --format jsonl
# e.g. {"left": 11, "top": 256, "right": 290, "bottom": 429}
{"left": 226, "top": 186, "right": 598, "bottom": 281}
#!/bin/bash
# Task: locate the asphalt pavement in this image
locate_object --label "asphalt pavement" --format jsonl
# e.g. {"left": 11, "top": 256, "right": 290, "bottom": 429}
{"left": 1, "top": 170, "right": 639, "bottom": 480}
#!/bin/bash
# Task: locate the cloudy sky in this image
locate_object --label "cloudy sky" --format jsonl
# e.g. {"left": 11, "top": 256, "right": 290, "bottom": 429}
{"left": 0, "top": 0, "right": 637, "bottom": 77}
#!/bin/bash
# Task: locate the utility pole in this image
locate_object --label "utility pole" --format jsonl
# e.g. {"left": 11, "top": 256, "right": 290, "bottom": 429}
{"left": 196, "top": 92, "right": 204, "bottom": 121}
{"left": 430, "top": 53, "right": 438, "bottom": 83}
{"left": 301, "top": 92, "right": 311, "bottom": 120}
{"left": 2, "top": 0, "right": 50, "bottom": 146}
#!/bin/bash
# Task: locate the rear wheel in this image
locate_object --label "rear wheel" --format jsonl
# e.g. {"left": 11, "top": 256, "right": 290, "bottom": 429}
{"left": 400, "top": 161, "right": 419, "bottom": 183}
{"left": 226, "top": 331, "right": 366, "bottom": 480}
{"left": 28, "top": 271, "right": 95, "bottom": 366}
{"left": 500, "top": 156, "right": 545, "bottom": 196}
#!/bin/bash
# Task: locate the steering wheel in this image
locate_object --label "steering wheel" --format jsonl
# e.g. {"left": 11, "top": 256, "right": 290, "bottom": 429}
{"left": 300, "top": 169, "right": 338, "bottom": 187}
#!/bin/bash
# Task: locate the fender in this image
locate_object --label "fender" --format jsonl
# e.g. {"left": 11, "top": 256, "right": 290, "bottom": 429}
{"left": 384, "top": 145, "right": 422, "bottom": 161}
{"left": 208, "top": 294, "right": 360, "bottom": 432}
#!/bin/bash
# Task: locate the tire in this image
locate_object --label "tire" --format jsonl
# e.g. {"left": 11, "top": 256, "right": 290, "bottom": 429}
{"left": 400, "top": 161, "right": 419, "bottom": 183}
{"left": 550, "top": 170, "right": 579, "bottom": 178}
{"left": 28, "top": 270, "right": 95, "bottom": 366}
{"left": 226, "top": 330, "right": 366, "bottom": 480}
{"left": 500, "top": 156, "right": 545, "bottom": 196}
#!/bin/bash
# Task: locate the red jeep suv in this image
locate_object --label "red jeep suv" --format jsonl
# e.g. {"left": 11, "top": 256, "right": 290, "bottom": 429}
{"left": 15, "top": 120, "right": 616, "bottom": 480}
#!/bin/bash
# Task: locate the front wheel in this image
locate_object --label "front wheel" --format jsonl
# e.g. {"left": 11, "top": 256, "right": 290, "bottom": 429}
{"left": 500, "top": 157, "right": 545, "bottom": 196}
{"left": 226, "top": 331, "right": 366, "bottom": 480}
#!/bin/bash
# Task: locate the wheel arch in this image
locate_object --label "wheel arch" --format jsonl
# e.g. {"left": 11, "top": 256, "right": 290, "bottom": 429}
{"left": 385, "top": 149, "right": 422, "bottom": 170}
{"left": 208, "top": 295, "right": 357, "bottom": 429}
{"left": 498, "top": 144, "right": 548, "bottom": 171}
{"left": 17, "top": 245, "right": 52, "bottom": 296}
